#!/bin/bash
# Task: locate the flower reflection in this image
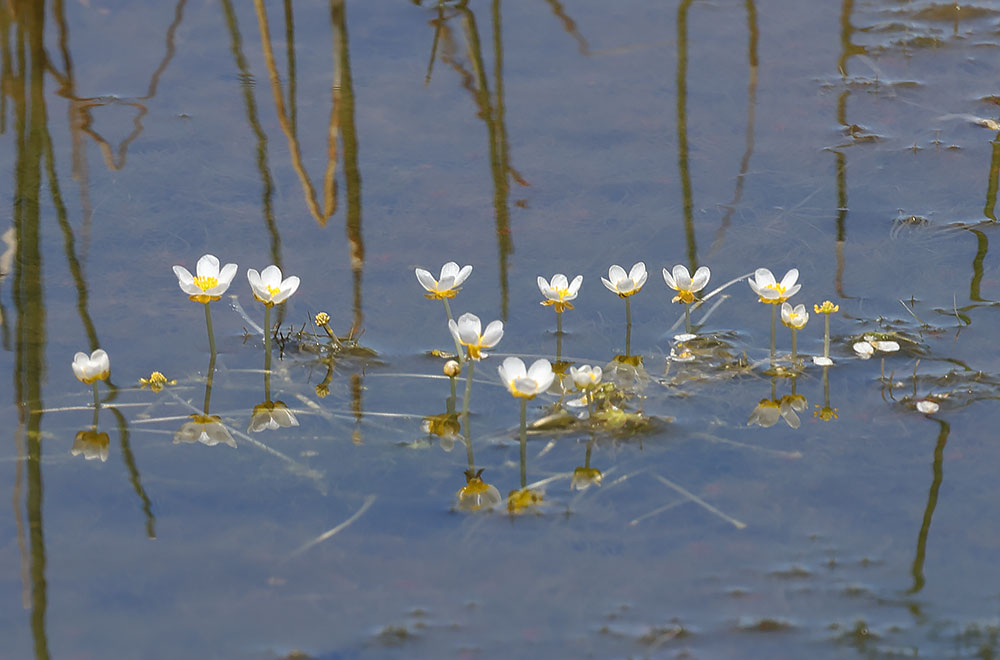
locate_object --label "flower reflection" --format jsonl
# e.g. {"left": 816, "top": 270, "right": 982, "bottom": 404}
{"left": 174, "top": 414, "right": 236, "bottom": 448}
{"left": 571, "top": 466, "right": 603, "bottom": 490}
{"left": 72, "top": 429, "right": 110, "bottom": 462}
{"left": 456, "top": 468, "right": 502, "bottom": 511}
{"left": 507, "top": 487, "right": 544, "bottom": 514}
{"left": 248, "top": 400, "right": 300, "bottom": 432}
{"left": 748, "top": 394, "right": 806, "bottom": 429}
{"left": 139, "top": 371, "right": 176, "bottom": 393}
{"left": 422, "top": 411, "right": 460, "bottom": 440}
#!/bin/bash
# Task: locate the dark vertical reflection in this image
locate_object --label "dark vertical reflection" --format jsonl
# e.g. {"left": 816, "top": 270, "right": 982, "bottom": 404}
{"left": 967, "top": 228, "right": 989, "bottom": 302}
{"left": 332, "top": 0, "right": 364, "bottom": 338}
{"left": 10, "top": 0, "right": 50, "bottom": 655}
{"left": 453, "top": 1, "right": 517, "bottom": 320}
{"left": 984, "top": 134, "right": 1000, "bottom": 222}
{"left": 676, "top": 0, "right": 697, "bottom": 270}
{"left": 542, "top": 0, "right": 589, "bottom": 55}
{"left": 908, "top": 418, "right": 949, "bottom": 596}
{"left": 220, "top": 0, "right": 285, "bottom": 324}
{"left": 712, "top": 0, "right": 758, "bottom": 254}
{"left": 833, "top": 0, "right": 863, "bottom": 299}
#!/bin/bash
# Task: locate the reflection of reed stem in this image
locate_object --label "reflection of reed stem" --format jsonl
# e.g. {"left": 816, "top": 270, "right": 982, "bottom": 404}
{"left": 108, "top": 406, "right": 156, "bottom": 539}
{"left": 519, "top": 398, "right": 527, "bottom": 488}
{"left": 909, "top": 419, "right": 949, "bottom": 594}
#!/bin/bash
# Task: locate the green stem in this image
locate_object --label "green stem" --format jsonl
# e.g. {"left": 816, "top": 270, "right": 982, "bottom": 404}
{"left": 823, "top": 365, "right": 831, "bottom": 408}
{"left": 204, "top": 303, "right": 217, "bottom": 414}
{"left": 204, "top": 302, "right": 217, "bottom": 359}
{"left": 791, "top": 328, "right": 798, "bottom": 366}
{"left": 684, "top": 302, "right": 691, "bottom": 334}
{"left": 264, "top": 305, "right": 272, "bottom": 401}
{"left": 625, "top": 296, "right": 632, "bottom": 357}
{"left": 556, "top": 310, "right": 563, "bottom": 362}
{"left": 769, "top": 303, "right": 776, "bottom": 367}
{"left": 91, "top": 383, "right": 100, "bottom": 426}
{"left": 519, "top": 397, "right": 527, "bottom": 488}
{"left": 461, "top": 357, "right": 475, "bottom": 451}
{"left": 823, "top": 313, "right": 831, "bottom": 359}
{"left": 442, "top": 297, "right": 464, "bottom": 363}
{"left": 448, "top": 375, "right": 457, "bottom": 413}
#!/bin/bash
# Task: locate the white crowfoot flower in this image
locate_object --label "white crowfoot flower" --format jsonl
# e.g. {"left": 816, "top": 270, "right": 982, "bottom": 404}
{"left": 173, "top": 254, "right": 238, "bottom": 303}
{"left": 415, "top": 262, "right": 473, "bottom": 299}
{"left": 538, "top": 273, "right": 583, "bottom": 312}
{"left": 601, "top": 262, "right": 647, "bottom": 297}
{"left": 247, "top": 265, "right": 300, "bottom": 307}
{"left": 748, "top": 267, "right": 801, "bottom": 304}
{"left": 662, "top": 265, "right": 710, "bottom": 304}
{"left": 72, "top": 349, "right": 110, "bottom": 384}
{"left": 448, "top": 312, "right": 503, "bottom": 360}
{"left": 498, "top": 357, "right": 555, "bottom": 398}
{"left": 780, "top": 302, "right": 809, "bottom": 330}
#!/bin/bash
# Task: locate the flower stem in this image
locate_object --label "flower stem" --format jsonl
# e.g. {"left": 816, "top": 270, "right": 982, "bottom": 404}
{"left": 769, "top": 303, "right": 776, "bottom": 367}
{"left": 791, "top": 328, "right": 798, "bottom": 367}
{"left": 91, "top": 383, "right": 100, "bottom": 427}
{"left": 204, "top": 302, "right": 216, "bottom": 358}
{"left": 204, "top": 303, "right": 217, "bottom": 414}
{"left": 625, "top": 296, "right": 632, "bottom": 357}
{"left": 442, "top": 298, "right": 464, "bottom": 363}
{"left": 461, "top": 357, "right": 475, "bottom": 451}
{"left": 448, "top": 375, "right": 457, "bottom": 412}
{"left": 264, "top": 305, "right": 272, "bottom": 401}
{"left": 823, "top": 313, "right": 831, "bottom": 359}
{"left": 519, "top": 398, "right": 527, "bottom": 488}
{"left": 556, "top": 310, "right": 563, "bottom": 362}
{"left": 684, "top": 302, "right": 691, "bottom": 334}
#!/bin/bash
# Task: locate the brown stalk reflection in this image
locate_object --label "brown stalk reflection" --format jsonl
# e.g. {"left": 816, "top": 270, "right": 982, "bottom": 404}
{"left": 712, "top": 0, "right": 758, "bottom": 255}
{"left": 831, "top": 0, "right": 865, "bottom": 299}
{"left": 430, "top": 1, "right": 528, "bottom": 321}
{"left": 908, "top": 418, "right": 948, "bottom": 601}
{"left": 676, "top": 0, "right": 697, "bottom": 271}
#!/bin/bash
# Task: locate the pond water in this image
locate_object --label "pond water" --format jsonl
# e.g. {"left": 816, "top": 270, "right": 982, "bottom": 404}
{"left": 3, "top": 0, "right": 1000, "bottom": 658}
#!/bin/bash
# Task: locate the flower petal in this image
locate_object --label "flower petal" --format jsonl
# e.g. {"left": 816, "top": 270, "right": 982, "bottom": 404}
{"left": 779, "top": 268, "right": 799, "bottom": 290}
{"left": 481, "top": 320, "right": 504, "bottom": 347}
{"left": 628, "top": 262, "right": 647, "bottom": 284}
{"left": 453, "top": 264, "right": 473, "bottom": 287}
{"left": 691, "top": 266, "right": 710, "bottom": 291}
{"left": 415, "top": 268, "right": 437, "bottom": 292}
{"left": 608, "top": 264, "right": 626, "bottom": 283}
{"left": 662, "top": 267, "right": 677, "bottom": 290}
{"left": 196, "top": 254, "right": 220, "bottom": 278}
{"left": 272, "top": 276, "right": 300, "bottom": 304}
{"left": 568, "top": 275, "right": 583, "bottom": 295}
{"left": 439, "top": 261, "right": 459, "bottom": 280}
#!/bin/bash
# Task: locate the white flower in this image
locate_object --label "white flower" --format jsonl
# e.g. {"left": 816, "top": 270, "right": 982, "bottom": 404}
{"left": 174, "top": 414, "right": 236, "bottom": 448}
{"left": 780, "top": 302, "right": 809, "bottom": 330}
{"left": 448, "top": 312, "right": 503, "bottom": 360}
{"left": 538, "top": 273, "right": 583, "bottom": 312}
{"left": 662, "top": 265, "right": 710, "bottom": 304}
{"left": 854, "top": 337, "right": 899, "bottom": 359}
{"left": 673, "top": 333, "right": 697, "bottom": 342}
{"left": 812, "top": 356, "right": 834, "bottom": 367}
{"left": 247, "top": 265, "right": 300, "bottom": 307}
{"left": 72, "top": 429, "right": 110, "bottom": 462}
{"left": 601, "top": 262, "right": 647, "bottom": 297}
{"left": 916, "top": 400, "right": 940, "bottom": 414}
{"left": 415, "top": 262, "right": 473, "bottom": 300}
{"left": 248, "top": 401, "right": 300, "bottom": 432}
{"left": 498, "top": 357, "right": 555, "bottom": 399}
{"left": 748, "top": 267, "right": 801, "bottom": 304}
{"left": 72, "top": 349, "right": 110, "bottom": 384}
{"left": 173, "top": 254, "right": 238, "bottom": 303}
{"left": 569, "top": 364, "right": 602, "bottom": 390}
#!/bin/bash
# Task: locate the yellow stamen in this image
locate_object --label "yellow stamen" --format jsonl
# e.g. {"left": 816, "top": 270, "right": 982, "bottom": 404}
{"left": 425, "top": 288, "right": 459, "bottom": 300}
{"left": 266, "top": 285, "right": 281, "bottom": 297}
{"left": 673, "top": 290, "right": 696, "bottom": 304}
{"left": 814, "top": 300, "right": 839, "bottom": 314}
{"left": 193, "top": 275, "right": 218, "bottom": 292}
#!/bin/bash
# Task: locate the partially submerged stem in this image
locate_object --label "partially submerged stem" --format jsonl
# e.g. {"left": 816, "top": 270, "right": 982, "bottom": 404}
{"left": 625, "top": 296, "right": 632, "bottom": 357}
{"left": 519, "top": 398, "right": 527, "bottom": 488}
{"left": 264, "top": 305, "right": 272, "bottom": 400}
{"left": 823, "top": 313, "right": 831, "bottom": 359}
{"left": 91, "top": 383, "right": 100, "bottom": 427}
{"left": 204, "top": 303, "right": 217, "bottom": 414}
{"left": 442, "top": 297, "right": 464, "bottom": 362}
{"left": 769, "top": 303, "right": 776, "bottom": 367}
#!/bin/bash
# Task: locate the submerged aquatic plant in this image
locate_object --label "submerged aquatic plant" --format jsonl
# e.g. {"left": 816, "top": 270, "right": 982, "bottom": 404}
{"left": 602, "top": 262, "right": 647, "bottom": 356}
{"left": 663, "top": 264, "right": 710, "bottom": 334}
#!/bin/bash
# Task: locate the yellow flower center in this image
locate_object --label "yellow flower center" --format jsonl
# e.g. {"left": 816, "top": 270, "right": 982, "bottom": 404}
{"left": 425, "top": 288, "right": 459, "bottom": 300}
{"left": 193, "top": 275, "right": 218, "bottom": 292}
{"left": 673, "top": 290, "right": 696, "bottom": 304}
{"left": 814, "top": 300, "right": 839, "bottom": 314}
{"left": 266, "top": 284, "right": 282, "bottom": 298}
{"left": 466, "top": 344, "right": 484, "bottom": 360}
